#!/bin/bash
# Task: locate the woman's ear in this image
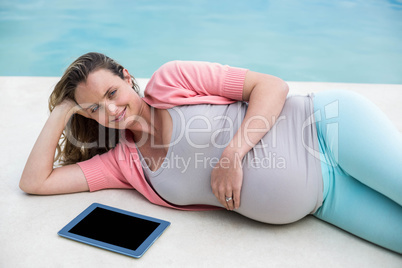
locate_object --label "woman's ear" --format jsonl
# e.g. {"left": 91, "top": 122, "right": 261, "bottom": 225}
{"left": 122, "top": 69, "right": 131, "bottom": 84}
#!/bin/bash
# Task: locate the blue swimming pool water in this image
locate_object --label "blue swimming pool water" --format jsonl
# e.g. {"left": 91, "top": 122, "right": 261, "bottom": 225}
{"left": 1, "top": 0, "right": 402, "bottom": 83}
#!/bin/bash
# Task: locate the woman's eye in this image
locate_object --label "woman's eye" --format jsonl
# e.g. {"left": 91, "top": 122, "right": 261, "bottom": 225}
{"left": 91, "top": 105, "right": 99, "bottom": 113}
{"left": 110, "top": 90, "right": 117, "bottom": 97}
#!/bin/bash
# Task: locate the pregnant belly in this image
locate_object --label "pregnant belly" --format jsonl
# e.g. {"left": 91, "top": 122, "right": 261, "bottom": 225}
{"left": 151, "top": 145, "right": 321, "bottom": 224}
{"left": 235, "top": 164, "right": 320, "bottom": 224}
{"left": 154, "top": 162, "right": 321, "bottom": 224}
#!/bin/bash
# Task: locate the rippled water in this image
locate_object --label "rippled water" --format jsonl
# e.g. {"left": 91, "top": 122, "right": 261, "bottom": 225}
{"left": 1, "top": 0, "right": 401, "bottom": 83}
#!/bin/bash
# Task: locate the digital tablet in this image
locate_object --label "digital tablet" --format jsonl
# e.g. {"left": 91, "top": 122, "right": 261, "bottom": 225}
{"left": 58, "top": 203, "right": 170, "bottom": 258}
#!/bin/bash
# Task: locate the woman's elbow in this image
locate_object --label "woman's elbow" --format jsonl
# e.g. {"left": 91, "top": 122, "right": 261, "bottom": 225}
{"left": 264, "top": 74, "right": 289, "bottom": 97}
{"left": 278, "top": 78, "right": 289, "bottom": 96}
{"left": 284, "top": 81, "right": 290, "bottom": 94}
{"left": 19, "top": 180, "right": 32, "bottom": 194}
{"left": 19, "top": 177, "right": 40, "bottom": 195}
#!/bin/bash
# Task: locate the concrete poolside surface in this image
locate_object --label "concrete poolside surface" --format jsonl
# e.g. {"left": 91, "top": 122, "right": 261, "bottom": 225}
{"left": 0, "top": 76, "right": 401, "bottom": 267}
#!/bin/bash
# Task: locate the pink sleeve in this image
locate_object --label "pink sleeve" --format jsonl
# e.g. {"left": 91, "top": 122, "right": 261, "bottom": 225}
{"left": 76, "top": 147, "right": 132, "bottom": 192}
{"left": 142, "top": 61, "right": 248, "bottom": 108}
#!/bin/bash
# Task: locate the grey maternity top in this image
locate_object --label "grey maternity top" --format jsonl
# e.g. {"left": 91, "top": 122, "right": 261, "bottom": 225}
{"left": 137, "top": 95, "right": 323, "bottom": 224}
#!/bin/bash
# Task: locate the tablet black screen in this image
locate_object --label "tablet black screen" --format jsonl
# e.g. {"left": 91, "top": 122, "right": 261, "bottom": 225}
{"left": 68, "top": 207, "right": 160, "bottom": 251}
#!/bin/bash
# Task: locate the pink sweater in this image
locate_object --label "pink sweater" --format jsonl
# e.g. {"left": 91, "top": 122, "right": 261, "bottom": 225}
{"left": 77, "top": 61, "right": 248, "bottom": 210}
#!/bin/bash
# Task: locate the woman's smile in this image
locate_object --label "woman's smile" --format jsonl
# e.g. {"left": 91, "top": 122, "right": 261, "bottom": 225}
{"left": 112, "top": 106, "right": 127, "bottom": 122}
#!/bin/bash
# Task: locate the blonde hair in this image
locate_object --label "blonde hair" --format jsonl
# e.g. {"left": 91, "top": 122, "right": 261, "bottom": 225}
{"left": 49, "top": 52, "right": 140, "bottom": 166}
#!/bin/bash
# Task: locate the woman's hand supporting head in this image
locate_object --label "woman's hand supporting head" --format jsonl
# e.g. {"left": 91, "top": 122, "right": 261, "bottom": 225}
{"left": 19, "top": 98, "right": 90, "bottom": 195}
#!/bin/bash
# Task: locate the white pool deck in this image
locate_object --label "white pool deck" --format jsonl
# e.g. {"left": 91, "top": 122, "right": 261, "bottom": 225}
{"left": 1, "top": 76, "right": 401, "bottom": 267}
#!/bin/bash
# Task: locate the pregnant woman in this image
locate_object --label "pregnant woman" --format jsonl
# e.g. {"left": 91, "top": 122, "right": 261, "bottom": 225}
{"left": 20, "top": 52, "right": 402, "bottom": 253}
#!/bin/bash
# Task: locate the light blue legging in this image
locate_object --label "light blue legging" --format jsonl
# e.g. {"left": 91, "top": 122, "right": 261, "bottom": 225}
{"left": 312, "top": 90, "right": 402, "bottom": 254}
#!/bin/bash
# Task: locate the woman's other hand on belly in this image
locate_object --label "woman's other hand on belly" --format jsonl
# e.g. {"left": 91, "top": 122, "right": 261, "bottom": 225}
{"left": 211, "top": 150, "right": 243, "bottom": 210}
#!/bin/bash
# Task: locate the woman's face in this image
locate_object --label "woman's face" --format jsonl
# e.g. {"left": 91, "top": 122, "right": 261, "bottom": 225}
{"left": 75, "top": 68, "right": 142, "bottom": 129}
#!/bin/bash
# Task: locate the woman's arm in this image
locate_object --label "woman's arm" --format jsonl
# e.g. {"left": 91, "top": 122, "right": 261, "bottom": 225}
{"left": 211, "top": 71, "right": 289, "bottom": 210}
{"left": 20, "top": 100, "right": 89, "bottom": 195}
